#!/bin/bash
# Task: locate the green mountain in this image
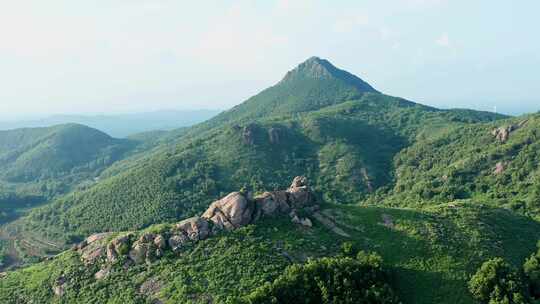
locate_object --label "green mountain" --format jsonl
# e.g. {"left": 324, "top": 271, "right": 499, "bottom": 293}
{"left": 0, "top": 124, "right": 141, "bottom": 267}
{"left": 0, "top": 124, "right": 135, "bottom": 184}
{"left": 0, "top": 58, "right": 504, "bottom": 257}
{"left": 370, "top": 113, "right": 540, "bottom": 220}
{"left": 208, "top": 56, "right": 379, "bottom": 125}
{"left": 4, "top": 57, "right": 539, "bottom": 304}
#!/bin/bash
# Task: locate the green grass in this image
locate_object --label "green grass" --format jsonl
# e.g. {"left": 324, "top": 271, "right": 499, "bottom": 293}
{"left": 1, "top": 203, "right": 538, "bottom": 304}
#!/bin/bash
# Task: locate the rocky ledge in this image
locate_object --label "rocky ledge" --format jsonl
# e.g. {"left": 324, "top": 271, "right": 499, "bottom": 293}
{"left": 75, "top": 176, "right": 319, "bottom": 274}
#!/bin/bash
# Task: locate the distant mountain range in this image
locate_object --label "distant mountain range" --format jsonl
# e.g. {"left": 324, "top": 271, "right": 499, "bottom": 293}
{"left": 0, "top": 109, "right": 220, "bottom": 138}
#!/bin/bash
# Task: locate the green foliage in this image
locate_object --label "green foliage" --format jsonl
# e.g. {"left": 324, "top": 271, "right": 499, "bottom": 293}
{"left": 11, "top": 93, "right": 504, "bottom": 245}
{"left": 0, "top": 124, "right": 134, "bottom": 183}
{"left": 374, "top": 114, "right": 540, "bottom": 219}
{"left": 340, "top": 241, "right": 357, "bottom": 257}
{"left": 468, "top": 258, "right": 527, "bottom": 304}
{"left": 2, "top": 203, "right": 540, "bottom": 303}
{"left": 241, "top": 253, "right": 399, "bottom": 304}
{"left": 524, "top": 242, "right": 540, "bottom": 299}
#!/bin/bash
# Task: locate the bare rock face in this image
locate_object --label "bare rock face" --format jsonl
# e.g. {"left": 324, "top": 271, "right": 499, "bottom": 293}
{"left": 254, "top": 192, "right": 280, "bottom": 216}
{"left": 94, "top": 267, "right": 111, "bottom": 280}
{"left": 85, "top": 232, "right": 113, "bottom": 244}
{"left": 128, "top": 242, "right": 154, "bottom": 265}
{"left": 128, "top": 233, "right": 165, "bottom": 264}
{"left": 154, "top": 235, "right": 166, "bottom": 249}
{"left": 491, "top": 124, "right": 520, "bottom": 143}
{"left": 268, "top": 127, "right": 280, "bottom": 144}
{"left": 80, "top": 244, "right": 106, "bottom": 265}
{"left": 287, "top": 176, "right": 315, "bottom": 208}
{"left": 202, "top": 192, "right": 255, "bottom": 229}
{"left": 175, "top": 217, "right": 210, "bottom": 241}
{"left": 242, "top": 125, "right": 256, "bottom": 145}
{"left": 494, "top": 162, "right": 506, "bottom": 175}
{"left": 53, "top": 276, "right": 67, "bottom": 297}
{"left": 300, "top": 218, "right": 313, "bottom": 227}
{"left": 168, "top": 234, "right": 190, "bottom": 252}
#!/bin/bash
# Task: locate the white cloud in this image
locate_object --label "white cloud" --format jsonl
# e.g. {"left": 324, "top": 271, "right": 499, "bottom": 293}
{"left": 333, "top": 14, "right": 370, "bottom": 33}
{"left": 436, "top": 33, "right": 450, "bottom": 47}
{"left": 404, "top": 0, "right": 446, "bottom": 9}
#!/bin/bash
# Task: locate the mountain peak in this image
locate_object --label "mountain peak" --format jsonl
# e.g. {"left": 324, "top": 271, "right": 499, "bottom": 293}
{"left": 280, "top": 56, "right": 379, "bottom": 93}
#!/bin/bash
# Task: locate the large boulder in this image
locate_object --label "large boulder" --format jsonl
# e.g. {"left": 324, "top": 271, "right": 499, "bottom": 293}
{"left": 491, "top": 124, "right": 522, "bottom": 143}
{"left": 255, "top": 192, "right": 279, "bottom": 216}
{"left": 168, "top": 234, "right": 190, "bottom": 252}
{"left": 175, "top": 216, "right": 210, "bottom": 241}
{"left": 80, "top": 244, "right": 106, "bottom": 265}
{"left": 287, "top": 176, "right": 315, "bottom": 208}
{"left": 154, "top": 235, "right": 167, "bottom": 249}
{"left": 106, "top": 234, "right": 132, "bottom": 263}
{"left": 53, "top": 276, "right": 67, "bottom": 297}
{"left": 128, "top": 233, "right": 163, "bottom": 264}
{"left": 202, "top": 192, "right": 255, "bottom": 229}
{"left": 85, "top": 232, "right": 113, "bottom": 244}
{"left": 255, "top": 191, "right": 291, "bottom": 216}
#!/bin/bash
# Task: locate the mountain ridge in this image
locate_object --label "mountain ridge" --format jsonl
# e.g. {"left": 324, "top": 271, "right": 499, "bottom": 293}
{"left": 279, "top": 56, "right": 379, "bottom": 93}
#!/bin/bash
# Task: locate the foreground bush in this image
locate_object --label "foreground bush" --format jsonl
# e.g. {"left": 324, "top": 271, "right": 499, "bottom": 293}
{"left": 469, "top": 258, "right": 527, "bottom": 304}
{"left": 240, "top": 251, "right": 400, "bottom": 304}
{"left": 524, "top": 242, "right": 540, "bottom": 299}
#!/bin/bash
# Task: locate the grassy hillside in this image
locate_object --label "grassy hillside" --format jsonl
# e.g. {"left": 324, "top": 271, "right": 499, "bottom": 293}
{"left": 370, "top": 113, "right": 540, "bottom": 220}
{"left": 0, "top": 124, "right": 142, "bottom": 269}
{"left": 10, "top": 93, "right": 505, "bottom": 245}
{"left": 0, "top": 57, "right": 537, "bottom": 303}
{"left": 0, "top": 124, "right": 135, "bottom": 184}
{"left": 1, "top": 202, "right": 538, "bottom": 304}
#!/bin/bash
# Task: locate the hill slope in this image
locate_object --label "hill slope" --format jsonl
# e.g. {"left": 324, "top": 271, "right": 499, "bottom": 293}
{"left": 0, "top": 124, "right": 135, "bottom": 184}
{"left": 1, "top": 179, "right": 538, "bottom": 304}
{"left": 0, "top": 124, "right": 140, "bottom": 268}
{"left": 8, "top": 58, "right": 506, "bottom": 249}
{"left": 370, "top": 113, "right": 540, "bottom": 219}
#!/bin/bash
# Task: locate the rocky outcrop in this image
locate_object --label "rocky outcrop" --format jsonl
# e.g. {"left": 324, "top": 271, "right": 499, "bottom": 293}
{"left": 53, "top": 276, "right": 67, "bottom": 297}
{"left": 493, "top": 161, "right": 506, "bottom": 175}
{"left": 242, "top": 124, "right": 256, "bottom": 145}
{"left": 94, "top": 267, "right": 111, "bottom": 280}
{"left": 202, "top": 192, "right": 255, "bottom": 230}
{"left": 139, "top": 277, "right": 163, "bottom": 300}
{"left": 268, "top": 127, "right": 280, "bottom": 144}
{"left": 75, "top": 176, "right": 318, "bottom": 267}
{"left": 360, "top": 168, "right": 374, "bottom": 193}
{"left": 491, "top": 121, "right": 526, "bottom": 143}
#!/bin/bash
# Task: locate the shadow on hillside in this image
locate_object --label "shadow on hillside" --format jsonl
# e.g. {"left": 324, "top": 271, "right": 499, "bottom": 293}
{"left": 391, "top": 266, "right": 473, "bottom": 304}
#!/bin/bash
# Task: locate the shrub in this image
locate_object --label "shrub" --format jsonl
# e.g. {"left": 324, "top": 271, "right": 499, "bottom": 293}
{"left": 524, "top": 242, "right": 540, "bottom": 299}
{"left": 469, "top": 258, "right": 527, "bottom": 304}
{"left": 240, "top": 252, "right": 399, "bottom": 304}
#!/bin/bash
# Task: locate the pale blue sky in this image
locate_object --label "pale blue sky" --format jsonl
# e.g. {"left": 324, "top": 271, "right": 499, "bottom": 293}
{"left": 1, "top": 0, "right": 538, "bottom": 119}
